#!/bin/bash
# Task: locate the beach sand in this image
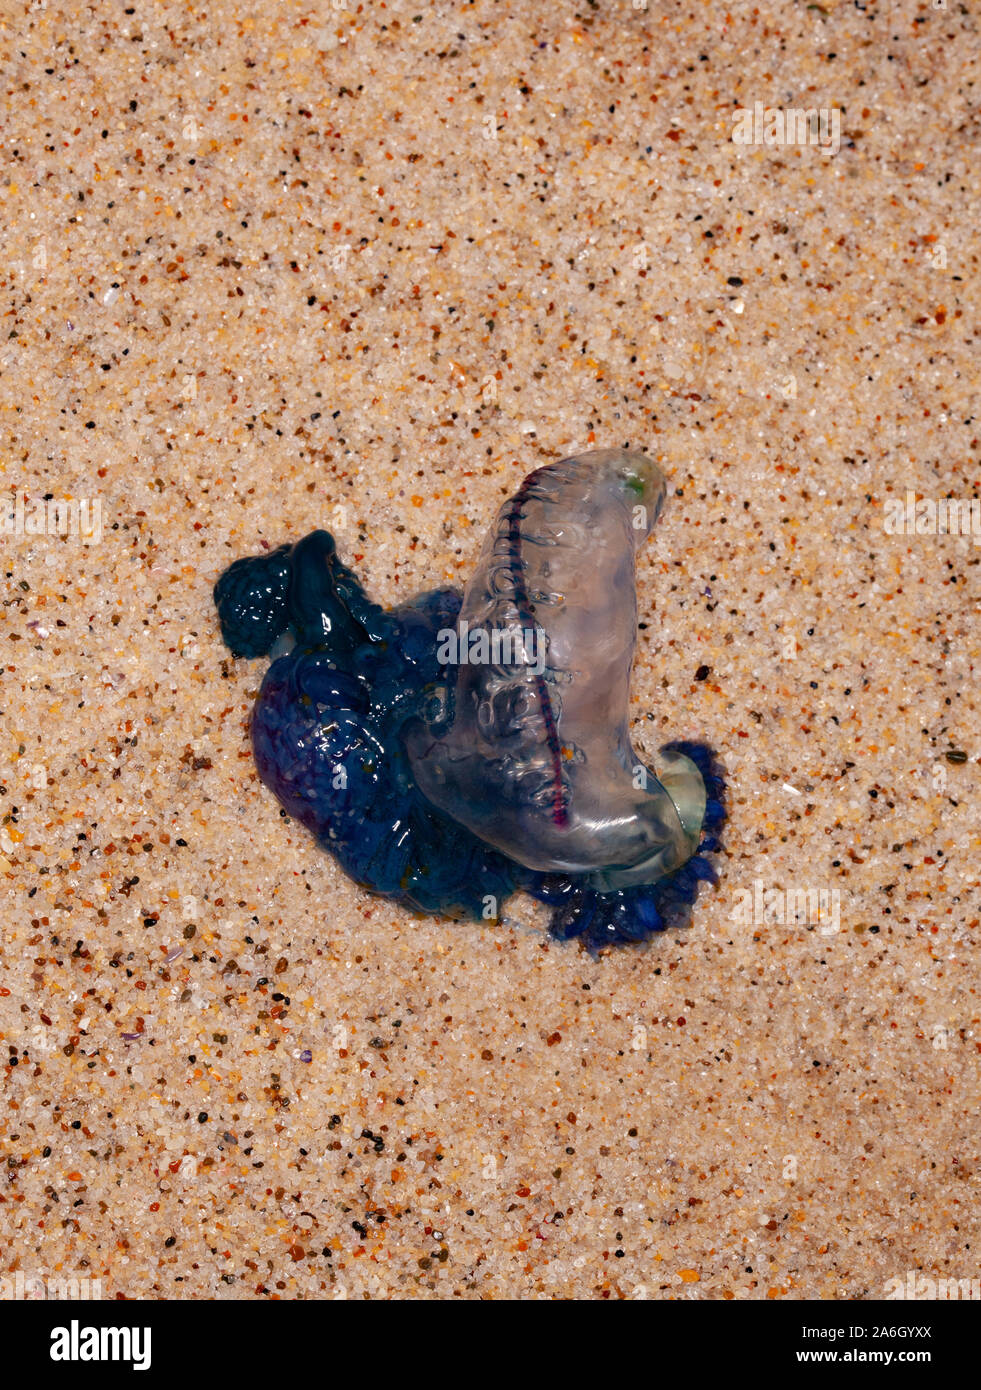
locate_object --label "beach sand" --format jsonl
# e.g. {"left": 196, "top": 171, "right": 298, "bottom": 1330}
{"left": 1, "top": 0, "right": 978, "bottom": 1298}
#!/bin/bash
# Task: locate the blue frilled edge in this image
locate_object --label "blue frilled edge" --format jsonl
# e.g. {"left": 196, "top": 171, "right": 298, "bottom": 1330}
{"left": 522, "top": 740, "right": 726, "bottom": 952}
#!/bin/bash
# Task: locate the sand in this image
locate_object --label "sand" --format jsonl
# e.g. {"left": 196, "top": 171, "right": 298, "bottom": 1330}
{"left": 0, "top": 0, "right": 978, "bottom": 1299}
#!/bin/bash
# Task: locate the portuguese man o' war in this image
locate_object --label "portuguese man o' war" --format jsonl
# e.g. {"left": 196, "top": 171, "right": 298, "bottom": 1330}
{"left": 214, "top": 449, "right": 725, "bottom": 951}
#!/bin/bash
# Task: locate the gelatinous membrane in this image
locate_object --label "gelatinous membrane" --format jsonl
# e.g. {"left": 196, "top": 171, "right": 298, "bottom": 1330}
{"left": 214, "top": 450, "right": 725, "bottom": 950}
{"left": 404, "top": 449, "right": 707, "bottom": 890}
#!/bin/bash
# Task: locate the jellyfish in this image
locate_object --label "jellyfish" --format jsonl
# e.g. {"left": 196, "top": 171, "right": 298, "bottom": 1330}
{"left": 214, "top": 450, "right": 725, "bottom": 950}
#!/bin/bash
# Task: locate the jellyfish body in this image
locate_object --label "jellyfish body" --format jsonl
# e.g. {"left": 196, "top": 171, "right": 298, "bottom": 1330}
{"left": 214, "top": 450, "right": 725, "bottom": 949}
{"left": 404, "top": 449, "right": 708, "bottom": 891}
